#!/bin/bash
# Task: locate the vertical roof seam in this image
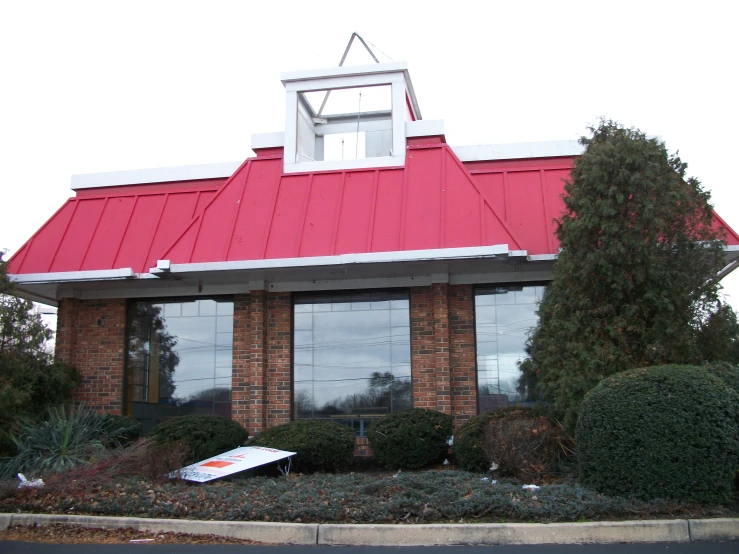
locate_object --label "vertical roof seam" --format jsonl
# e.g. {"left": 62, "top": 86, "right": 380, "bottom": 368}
{"left": 47, "top": 199, "right": 80, "bottom": 272}
{"left": 366, "top": 169, "right": 380, "bottom": 251}
{"left": 295, "top": 174, "right": 314, "bottom": 256}
{"left": 112, "top": 196, "right": 140, "bottom": 269}
{"left": 79, "top": 197, "right": 110, "bottom": 269}
{"left": 540, "top": 170, "right": 554, "bottom": 254}
{"left": 224, "top": 163, "right": 252, "bottom": 261}
{"left": 142, "top": 193, "right": 170, "bottom": 271}
{"left": 329, "top": 172, "right": 347, "bottom": 255}
{"left": 261, "top": 168, "right": 283, "bottom": 259}
{"left": 440, "top": 149, "right": 447, "bottom": 249}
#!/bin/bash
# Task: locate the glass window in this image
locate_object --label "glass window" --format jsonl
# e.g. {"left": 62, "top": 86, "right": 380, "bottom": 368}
{"left": 475, "top": 285, "right": 545, "bottom": 414}
{"left": 293, "top": 291, "right": 412, "bottom": 436}
{"left": 125, "top": 299, "right": 234, "bottom": 434}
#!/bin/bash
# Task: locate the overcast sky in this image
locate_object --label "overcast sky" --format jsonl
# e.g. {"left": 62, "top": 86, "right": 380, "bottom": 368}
{"left": 1, "top": 0, "right": 737, "bottom": 312}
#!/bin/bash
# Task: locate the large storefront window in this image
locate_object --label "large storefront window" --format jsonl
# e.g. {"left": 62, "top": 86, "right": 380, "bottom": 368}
{"left": 126, "top": 299, "right": 234, "bottom": 434}
{"left": 293, "top": 291, "right": 412, "bottom": 436}
{"left": 475, "top": 285, "right": 544, "bottom": 414}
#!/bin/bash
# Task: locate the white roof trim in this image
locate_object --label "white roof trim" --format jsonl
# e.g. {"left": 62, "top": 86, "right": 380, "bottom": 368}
{"left": 406, "top": 119, "right": 444, "bottom": 138}
{"left": 280, "top": 62, "right": 409, "bottom": 83}
{"left": 453, "top": 140, "right": 584, "bottom": 162}
{"left": 151, "top": 245, "right": 520, "bottom": 276}
{"left": 9, "top": 268, "right": 135, "bottom": 284}
{"left": 70, "top": 162, "right": 242, "bottom": 190}
{"left": 251, "top": 132, "right": 285, "bottom": 150}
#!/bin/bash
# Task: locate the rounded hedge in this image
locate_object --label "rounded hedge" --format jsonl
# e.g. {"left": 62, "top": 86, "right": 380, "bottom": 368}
{"left": 149, "top": 415, "right": 249, "bottom": 464}
{"left": 704, "top": 361, "right": 739, "bottom": 395}
{"left": 367, "top": 408, "right": 452, "bottom": 469}
{"left": 576, "top": 365, "right": 739, "bottom": 503}
{"left": 454, "top": 407, "right": 547, "bottom": 472}
{"left": 248, "top": 420, "right": 354, "bottom": 473}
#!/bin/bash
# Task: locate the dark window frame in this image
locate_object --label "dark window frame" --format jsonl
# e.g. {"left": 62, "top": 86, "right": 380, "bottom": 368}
{"left": 291, "top": 288, "right": 412, "bottom": 435}
{"left": 473, "top": 282, "right": 549, "bottom": 415}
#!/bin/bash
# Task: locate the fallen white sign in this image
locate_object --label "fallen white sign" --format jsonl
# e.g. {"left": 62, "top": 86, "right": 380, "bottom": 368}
{"left": 175, "top": 446, "right": 296, "bottom": 482}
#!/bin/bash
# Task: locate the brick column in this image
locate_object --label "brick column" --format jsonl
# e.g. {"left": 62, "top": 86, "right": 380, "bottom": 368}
{"left": 231, "top": 295, "right": 250, "bottom": 430}
{"left": 62, "top": 299, "right": 127, "bottom": 415}
{"left": 247, "top": 291, "right": 267, "bottom": 433}
{"left": 266, "top": 292, "right": 291, "bottom": 427}
{"left": 410, "top": 286, "right": 435, "bottom": 409}
{"left": 450, "top": 285, "right": 477, "bottom": 428}
{"left": 433, "top": 283, "right": 451, "bottom": 414}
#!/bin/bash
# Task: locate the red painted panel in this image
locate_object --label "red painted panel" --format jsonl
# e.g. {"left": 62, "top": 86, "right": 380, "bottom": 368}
{"left": 6, "top": 244, "right": 28, "bottom": 274}
{"left": 81, "top": 196, "right": 137, "bottom": 271}
{"left": 471, "top": 173, "right": 506, "bottom": 222}
{"left": 194, "top": 190, "right": 216, "bottom": 217}
{"left": 190, "top": 169, "right": 248, "bottom": 263}
{"left": 542, "top": 169, "right": 570, "bottom": 251}
{"left": 263, "top": 175, "right": 311, "bottom": 259}
{"left": 76, "top": 178, "right": 224, "bottom": 198}
{"left": 144, "top": 192, "right": 200, "bottom": 270}
{"left": 166, "top": 224, "right": 199, "bottom": 265}
{"left": 334, "top": 171, "right": 375, "bottom": 255}
{"left": 17, "top": 201, "right": 76, "bottom": 274}
{"left": 114, "top": 195, "right": 167, "bottom": 272}
{"left": 299, "top": 172, "right": 344, "bottom": 257}
{"left": 371, "top": 169, "right": 404, "bottom": 252}
{"left": 404, "top": 148, "right": 442, "bottom": 250}
{"left": 464, "top": 157, "right": 575, "bottom": 173}
{"left": 227, "top": 158, "right": 283, "bottom": 261}
{"left": 444, "top": 152, "right": 482, "bottom": 248}
{"left": 49, "top": 199, "right": 106, "bottom": 272}
{"left": 507, "top": 171, "right": 549, "bottom": 255}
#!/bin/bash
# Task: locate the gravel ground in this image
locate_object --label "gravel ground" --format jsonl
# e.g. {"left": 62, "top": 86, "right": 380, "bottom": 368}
{"left": 0, "top": 523, "right": 271, "bottom": 545}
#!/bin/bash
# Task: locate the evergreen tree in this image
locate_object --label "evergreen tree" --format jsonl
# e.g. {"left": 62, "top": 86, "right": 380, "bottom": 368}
{"left": 0, "top": 252, "right": 79, "bottom": 452}
{"left": 521, "top": 120, "right": 727, "bottom": 432}
{"left": 695, "top": 301, "right": 739, "bottom": 365}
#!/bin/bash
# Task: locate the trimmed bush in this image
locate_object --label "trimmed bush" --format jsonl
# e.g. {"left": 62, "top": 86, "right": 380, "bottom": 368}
{"left": 148, "top": 415, "right": 248, "bottom": 464}
{"left": 576, "top": 365, "right": 739, "bottom": 502}
{"left": 248, "top": 420, "right": 354, "bottom": 473}
{"left": 703, "top": 361, "right": 739, "bottom": 394}
{"left": 483, "top": 408, "right": 573, "bottom": 482}
{"left": 455, "top": 407, "right": 552, "bottom": 473}
{"left": 367, "top": 408, "right": 452, "bottom": 469}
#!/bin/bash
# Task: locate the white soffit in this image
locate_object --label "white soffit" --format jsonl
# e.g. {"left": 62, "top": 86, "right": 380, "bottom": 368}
{"left": 70, "top": 161, "right": 242, "bottom": 190}
{"left": 452, "top": 140, "right": 584, "bottom": 162}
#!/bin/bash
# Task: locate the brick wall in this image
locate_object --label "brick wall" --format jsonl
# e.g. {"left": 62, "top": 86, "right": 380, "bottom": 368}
{"left": 56, "top": 298, "right": 127, "bottom": 414}
{"left": 449, "top": 285, "right": 477, "bottom": 427}
{"left": 266, "top": 292, "right": 292, "bottom": 428}
{"left": 231, "top": 295, "right": 250, "bottom": 430}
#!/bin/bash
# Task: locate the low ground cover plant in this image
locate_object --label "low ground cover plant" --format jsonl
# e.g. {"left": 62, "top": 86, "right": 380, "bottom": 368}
{"left": 248, "top": 420, "right": 354, "bottom": 473}
{"left": 577, "top": 364, "right": 739, "bottom": 503}
{"left": 148, "top": 415, "right": 248, "bottom": 465}
{"left": 2, "top": 470, "right": 729, "bottom": 524}
{"left": 367, "top": 408, "right": 452, "bottom": 469}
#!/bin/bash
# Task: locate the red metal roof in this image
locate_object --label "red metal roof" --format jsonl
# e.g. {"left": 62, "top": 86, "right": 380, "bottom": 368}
{"left": 7, "top": 147, "right": 739, "bottom": 275}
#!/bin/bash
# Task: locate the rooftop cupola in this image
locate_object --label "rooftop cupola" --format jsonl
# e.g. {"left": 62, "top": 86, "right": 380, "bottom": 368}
{"left": 278, "top": 35, "right": 422, "bottom": 173}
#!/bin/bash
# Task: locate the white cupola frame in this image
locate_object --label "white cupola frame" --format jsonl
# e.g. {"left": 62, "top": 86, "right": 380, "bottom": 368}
{"left": 280, "top": 62, "right": 421, "bottom": 174}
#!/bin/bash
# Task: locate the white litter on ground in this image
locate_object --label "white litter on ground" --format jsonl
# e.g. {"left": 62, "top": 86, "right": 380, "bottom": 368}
{"left": 17, "top": 473, "right": 44, "bottom": 489}
{"left": 522, "top": 484, "right": 541, "bottom": 491}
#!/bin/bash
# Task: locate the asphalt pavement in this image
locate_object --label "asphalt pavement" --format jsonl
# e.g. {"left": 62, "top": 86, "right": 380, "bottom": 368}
{"left": 1, "top": 543, "right": 738, "bottom": 553}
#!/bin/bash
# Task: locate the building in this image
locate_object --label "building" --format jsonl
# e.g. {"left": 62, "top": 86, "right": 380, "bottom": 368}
{"left": 7, "top": 61, "right": 739, "bottom": 453}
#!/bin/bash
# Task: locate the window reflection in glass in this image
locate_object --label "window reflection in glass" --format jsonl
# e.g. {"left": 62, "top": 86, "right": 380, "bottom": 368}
{"left": 293, "top": 291, "right": 412, "bottom": 435}
{"left": 126, "top": 299, "right": 234, "bottom": 434}
{"left": 475, "top": 285, "right": 544, "bottom": 414}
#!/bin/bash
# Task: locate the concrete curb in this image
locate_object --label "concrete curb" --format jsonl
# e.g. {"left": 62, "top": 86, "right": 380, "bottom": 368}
{"left": 1, "top": 514, "right": 737, "bottom": 545}
{"left": 689, "top": 518, "right": 739, "bottom": 542}
{"left": 319, "top": 520, "right": 689, "bottom": 546}
{"left": 4, "top": 513, "right": 318, "bottom": 545}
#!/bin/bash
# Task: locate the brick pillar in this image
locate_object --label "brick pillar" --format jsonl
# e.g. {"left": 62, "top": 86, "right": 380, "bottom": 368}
{"left": 55, "top": 298, "right": 80, "bottom": 366}
{"left": 231, "top": 295, "right": 250, "bottom": 430}
{"left": 410, "top": 286, "right": 435, "bottom": 409}
{"left": 433, "top": 283, "right": 451, "bottom": 414}
{"left": 63, "top": 299, "right": 127, "bottom": 415}
{"left": 450, "top": 285, "right": 477, "bottom": 428}
{"left": 266, "top": 292, "right": 291, "bottom": 427}
{"left": 247, "top": 291, "right": 267, "bottom": 433}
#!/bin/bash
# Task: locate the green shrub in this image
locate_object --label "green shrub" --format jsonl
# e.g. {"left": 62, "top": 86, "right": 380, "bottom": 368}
{"left": 703, "top": 361, "right": 739, "bottom": 394}
{"left": 148, "top": 415, "right": 248, "bottom": 464}
{"left": 248, "top": 420, "right": 354, "bottom": 473}
{"left": 0, "top": 405, "right": 139, "bottom": 478}
{"left": 483, "top": 408, "right": 573, "bottom": 482}
{"left": 576, "top": 365, "right": 739, "bottom": 502}
{"left": 367, "top": 408, "right": 452, "bottom": 469}
{"left": 454, "top": 411, "right": 501, "bottom": 472}
{"left": 101, "top": 415, "right": 141, "bottom": 447}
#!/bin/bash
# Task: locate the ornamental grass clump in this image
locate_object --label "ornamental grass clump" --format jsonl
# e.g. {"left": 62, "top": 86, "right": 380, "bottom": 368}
{"left": 367, "top": 408, "right": 452, "bottom": 469}
{"left": 576, "top": 364, "right": 739, "bottom": 503}
{"left": 148, "top": 415, "right": 248, "bottom": 465}
{"left": 0, "top": 405, "right": 139, "bottom": 478}
{"left": 248, "top": 420, "right": 354, "bottom": 473}
{"left": 483, "top": 408, "right": 573, "bottom": 482}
